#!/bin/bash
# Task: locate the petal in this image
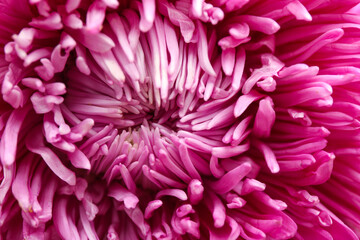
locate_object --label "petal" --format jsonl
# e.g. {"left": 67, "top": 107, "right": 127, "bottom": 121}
{"left": 26, "top": 126, "right": 76, "bottom": 186}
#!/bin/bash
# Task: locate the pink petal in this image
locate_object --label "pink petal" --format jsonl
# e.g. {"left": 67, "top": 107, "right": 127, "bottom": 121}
{"left": 26, "top": 127, "right": 76, "bottom": 186}
{"left": 86, "top": 1, "right": 106, "bottom": 33}
{"left": 207, "top": 162, "right": 252, "bottom": 194}
{"left": 0, "top": 105, "right": 30, "bottom": 166}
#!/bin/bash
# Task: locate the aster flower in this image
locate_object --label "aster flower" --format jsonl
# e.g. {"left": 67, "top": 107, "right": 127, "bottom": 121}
{"left": 1, "top": 0, "right": 360, "bottom": 239}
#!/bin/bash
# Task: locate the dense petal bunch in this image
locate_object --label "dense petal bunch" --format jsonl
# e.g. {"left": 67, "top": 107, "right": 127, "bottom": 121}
{"left": 1, "top": 0, "right": 360, "bottom": 239}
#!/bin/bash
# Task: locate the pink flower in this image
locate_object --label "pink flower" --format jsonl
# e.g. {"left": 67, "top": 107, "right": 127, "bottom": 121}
{"left": 1, "top": 0, "right": 360, "bottom": 239}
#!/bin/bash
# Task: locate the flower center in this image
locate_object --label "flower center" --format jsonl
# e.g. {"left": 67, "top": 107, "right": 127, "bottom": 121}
{"left": 64, "top": 70, "right": 183, "bottom": 135}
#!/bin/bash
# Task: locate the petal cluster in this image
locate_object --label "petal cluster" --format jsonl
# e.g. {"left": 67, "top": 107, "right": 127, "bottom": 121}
{"left": 1, "top": 0, "right": 360, "bottom": 239}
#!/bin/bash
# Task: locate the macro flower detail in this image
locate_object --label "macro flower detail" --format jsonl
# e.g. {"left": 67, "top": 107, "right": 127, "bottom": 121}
{"left": 1, "top": 0, "right": 360, "bottom": 239}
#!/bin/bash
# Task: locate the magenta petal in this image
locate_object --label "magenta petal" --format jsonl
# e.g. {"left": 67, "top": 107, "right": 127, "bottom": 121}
{"left": 144, "top": 200, "right": 163, "bottom": 219}
{"left": 26, "top": 127, "right": 76, "bottom": 186}
{"left": 142, "top": 0, "right": 156, "bottom": 23}
{"left": 86, "top": 1, "right": 106, "bottom": 34}
{"left": 234, "top": 15, "right": 280, "bottom": 35}
{"left": 108, "top": 183, "right": 139, "bottom": 209}
{"left": 212, "top": 142, "right": 250, "bottom": 158}
{"left": 53, "top": 197, "right": 81, "bottom": 240}
{"left": 234, "top": 90, "right": 264, "bottom": 117}
{"left": 191, "top": 0, "right": 204, "bottom": 18}
{"left": 286, "top": 0, "right": 312, "bottom": 21}
{"left": 35, "top": 58, "right": 55, "bottom": 81}
{"left": 221, "top": 48, "right": 236, "bottom": 76}
{"left": 159, "top": 0, "right": 195, "bottom": 43}
{"left": 68, "top": 28, "right": 115, "bottom": 53}
{"left": 11, "top": 154, "right": 32, "bottom": 212}
{"left": 79, "top": 205, "right": 99, "bottom": 240}
{"left": 0, "top": 105, "right": 30, "bottom": 166}
{"left": 253, "top": 97, "right": 276, "bottom": 138}
{"left": 67, "top": 148, "right": 91, "bottom": 170}
{"left": 208, "top": 162, "right": 252, "bottom": 194}
{"left": 0, "top": 164, "right": 15, "bottom": 206}
{"left": 252, "top": 139, "right": 279, "bottom": 173}
{"left": 156, "top": 189, "right": 188, "bottom": 201}
{"left": 204, "top": 191, "right": 226, "bottom": 228}
{"left": 197, "top": 21, "right": 216, "bottom": 76}
{"left": 108, "top": 13, "right": 135, "bottom": 62}
{"left": 29, "top": 12, "right": 63, "bottom": 30}
{"left": 317, "top": 204, "right": 359, "bottom": 240}
{"left": 65, "top": 0, "right": 81, "bottom": 13}
{"left": 242, "top": 54, "right": 284, "bottom": 94}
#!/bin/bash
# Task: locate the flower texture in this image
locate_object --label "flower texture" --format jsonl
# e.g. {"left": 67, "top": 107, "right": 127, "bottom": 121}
{"left": 1, "top": 0, "right": 360, "bottom": 239}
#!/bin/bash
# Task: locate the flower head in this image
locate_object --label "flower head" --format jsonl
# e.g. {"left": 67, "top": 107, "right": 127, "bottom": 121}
{"left": 1, "top": 0, "right": 360, "bottom": 239}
